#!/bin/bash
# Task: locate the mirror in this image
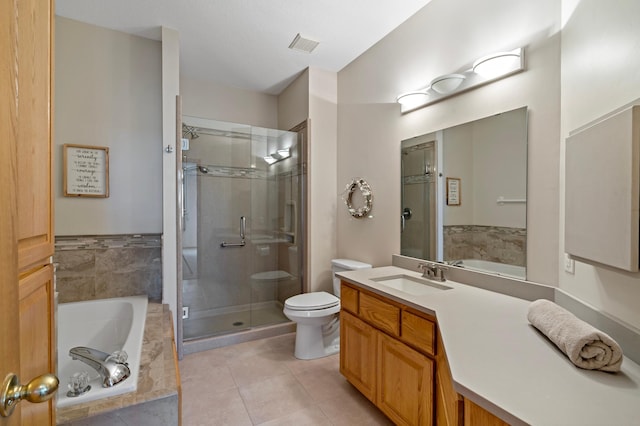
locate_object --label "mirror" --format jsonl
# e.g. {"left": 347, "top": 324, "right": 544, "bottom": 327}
{"left": 401, "top": 107, "right": 528, "bottom": 279}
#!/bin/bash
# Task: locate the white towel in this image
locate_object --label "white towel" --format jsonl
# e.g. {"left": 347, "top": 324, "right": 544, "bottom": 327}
{"left": 527, "top": 299, "right": 623, "bottom": 372}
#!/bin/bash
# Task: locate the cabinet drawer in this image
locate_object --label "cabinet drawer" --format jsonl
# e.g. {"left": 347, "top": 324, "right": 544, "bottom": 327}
{"left": 341, "top": 283, "right": 359, "bottom": 314}
{"left": 401, "top": 310, "right": 436, "bottom": 356}
{"left": 360, "top": 293, "right": 400, "bottom": 336}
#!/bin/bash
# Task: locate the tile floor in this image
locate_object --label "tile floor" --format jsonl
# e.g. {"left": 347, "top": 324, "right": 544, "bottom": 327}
{"left": 179, "top": 333, "right": 393, "bottom": 425}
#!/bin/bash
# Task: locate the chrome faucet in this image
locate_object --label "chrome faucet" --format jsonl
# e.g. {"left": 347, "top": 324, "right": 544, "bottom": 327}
{"left": 69, "top": 347, "right": 130, "bottom": 388}
{"left": 418, "top": 261, "right": 449, "bottom": 282}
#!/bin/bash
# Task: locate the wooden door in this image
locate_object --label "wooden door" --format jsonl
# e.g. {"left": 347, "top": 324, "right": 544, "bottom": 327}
{"left": 340, "top": 311, "right": 377, "bottom": 402}
{"left": 0, "top": 0, "right": 22, "bottom": 422}
{"left": 377, "top": 332, "right": 434, "bottom": 426}
{"left": 1, "top": 0, "right": 56, "bottom": 424}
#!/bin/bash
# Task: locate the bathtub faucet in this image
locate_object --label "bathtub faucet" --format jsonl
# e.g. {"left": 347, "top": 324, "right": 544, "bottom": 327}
{"left": 69, "top": 346, "right": 130, "bottom": 388}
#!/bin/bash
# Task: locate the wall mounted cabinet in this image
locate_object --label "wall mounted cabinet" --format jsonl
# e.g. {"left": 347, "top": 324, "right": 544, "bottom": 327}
{"left": 565, "top": 104, "right": 640, "bottom": 271}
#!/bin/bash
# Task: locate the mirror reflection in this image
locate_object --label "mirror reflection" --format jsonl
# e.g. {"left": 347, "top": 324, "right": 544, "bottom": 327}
{"left": 401, "top": 107, "right": 528, "bottom": 279}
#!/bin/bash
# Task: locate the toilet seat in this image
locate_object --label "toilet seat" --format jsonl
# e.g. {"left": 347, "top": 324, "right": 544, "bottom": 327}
{"left": 284, "top": 291, "right": 339, "bottom": 311}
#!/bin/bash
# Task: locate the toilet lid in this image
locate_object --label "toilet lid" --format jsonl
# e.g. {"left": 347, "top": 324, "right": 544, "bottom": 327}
{"left": 285, "top": 292, "right": 339, "bottom": 311}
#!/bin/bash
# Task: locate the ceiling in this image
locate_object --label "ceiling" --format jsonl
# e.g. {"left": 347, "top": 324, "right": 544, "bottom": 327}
{"left": 55, "top": 0, "right": 432, "bottom": 95}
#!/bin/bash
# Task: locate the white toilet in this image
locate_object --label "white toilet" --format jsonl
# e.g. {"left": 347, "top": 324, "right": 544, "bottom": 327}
{"left": 283, "top": 258, "right": 372, "bottom": 360}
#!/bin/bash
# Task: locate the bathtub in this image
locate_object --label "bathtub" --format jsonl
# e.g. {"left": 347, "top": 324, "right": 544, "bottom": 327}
{"left": 57, "top": 296, "right": 148, "bottom": 408}
{"left": 456, "top": 259, "right": 526, "bottom": 280}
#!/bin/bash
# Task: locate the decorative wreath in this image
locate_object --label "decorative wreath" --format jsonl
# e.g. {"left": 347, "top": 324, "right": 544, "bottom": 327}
{"left": 343, "top": 178, "right": 373, "bottom": 219}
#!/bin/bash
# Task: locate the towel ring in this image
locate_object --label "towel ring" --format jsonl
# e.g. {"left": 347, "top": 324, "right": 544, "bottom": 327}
{"left": 344, "top": 178, "right": 373, "bottom": 219}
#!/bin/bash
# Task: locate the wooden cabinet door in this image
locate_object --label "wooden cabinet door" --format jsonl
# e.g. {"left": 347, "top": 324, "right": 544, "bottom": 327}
{"left": 464, "top": 399, "right": 510, "bottom": 426}
{"left": 340, "top": 311, "right": 377, "bottom": 402}
{"left": 436, "top": 331, "right": 464, "bottom": 426}
{"left": 377, "top": 332, "right": 434, "bottom": 426}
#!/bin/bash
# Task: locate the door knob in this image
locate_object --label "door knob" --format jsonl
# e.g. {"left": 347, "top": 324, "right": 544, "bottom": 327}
{"left": 0, "top": 373, "right": 59, "bottom": 417}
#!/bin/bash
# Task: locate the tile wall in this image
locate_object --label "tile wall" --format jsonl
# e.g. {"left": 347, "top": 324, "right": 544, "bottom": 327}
{"left": 443, "top": 225, "right": 526, "bottom": 266}
{"left": 54, "top": 234, "right": 162, "bottom": 303}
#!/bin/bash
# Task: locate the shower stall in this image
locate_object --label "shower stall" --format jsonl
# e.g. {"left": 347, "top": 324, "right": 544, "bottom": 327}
{"left": 179, "top": 116, "right": 304, "bottom": 347}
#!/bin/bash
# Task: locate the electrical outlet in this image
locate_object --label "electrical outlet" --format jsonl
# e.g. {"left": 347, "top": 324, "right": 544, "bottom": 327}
{"left": 182, "top": 306, "right": 189, "bottom": 319}
{"left": 564, "top": 253, "right": 575, "bottom": 274}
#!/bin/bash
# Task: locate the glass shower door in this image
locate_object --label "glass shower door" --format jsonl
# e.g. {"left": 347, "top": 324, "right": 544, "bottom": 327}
{"left": 181, "top": 117, "right": 302, "bottom": 340}
{"left": 401, "top": 141, "right": 436, "bottom": 260}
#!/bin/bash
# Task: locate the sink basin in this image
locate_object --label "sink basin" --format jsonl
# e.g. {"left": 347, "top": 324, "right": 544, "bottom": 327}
{"left": 371, "top": 275, "right": 453, "bottom": 296}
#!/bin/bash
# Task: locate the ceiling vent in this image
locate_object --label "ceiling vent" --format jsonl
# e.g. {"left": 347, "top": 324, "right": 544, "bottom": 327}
{"left": 288, "top": 33, "right": 319, "bottom": 53}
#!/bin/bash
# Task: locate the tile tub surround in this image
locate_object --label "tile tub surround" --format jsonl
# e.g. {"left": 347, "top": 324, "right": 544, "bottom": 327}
{"left": 57, "top": 303, "right": 180, "bottom": 425}
{"left": 444, "top": 225, "right": 526, "bottom": 266}
{"left": 54, "top": 234, "right": 162, "bottom": 303}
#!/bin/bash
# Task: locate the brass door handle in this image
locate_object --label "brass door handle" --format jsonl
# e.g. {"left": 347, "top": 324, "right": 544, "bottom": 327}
{"left": 0, "top": 373, "right": 59, "bottom": 417}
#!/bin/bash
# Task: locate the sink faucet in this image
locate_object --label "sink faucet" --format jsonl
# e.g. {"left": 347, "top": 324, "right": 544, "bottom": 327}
{"left": 69, "top": 346, "right": 130, "bottom": 388}
{"left": 418, "top": 262, "right": 449, "bottom": 282}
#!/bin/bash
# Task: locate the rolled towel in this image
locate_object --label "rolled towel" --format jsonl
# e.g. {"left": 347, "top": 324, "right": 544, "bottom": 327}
{"left": 527, "top": 299, "right": 623, "bottom": 372}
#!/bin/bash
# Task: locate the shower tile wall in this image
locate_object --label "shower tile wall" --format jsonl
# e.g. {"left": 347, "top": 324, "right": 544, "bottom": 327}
{"left": 54, "top": 234, "right": 162, "bottom": 303}
{"left": 443, "top": 225, "right": 526, "bottom": 266}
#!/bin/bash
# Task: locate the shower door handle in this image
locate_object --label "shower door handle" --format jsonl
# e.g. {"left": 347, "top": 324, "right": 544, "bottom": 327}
{"left": 221, "top": 216, "right": 247, "bottom": 248}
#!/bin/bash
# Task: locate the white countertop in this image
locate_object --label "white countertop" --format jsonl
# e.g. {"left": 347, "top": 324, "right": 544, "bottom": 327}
{"left": 337, "top": 266, "right": 640, "bottom": 426}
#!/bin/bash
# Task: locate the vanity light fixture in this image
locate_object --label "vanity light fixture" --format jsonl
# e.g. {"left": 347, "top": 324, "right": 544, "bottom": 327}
{"left": 430, "top": 74, "right": 466, "bottom": 94}
{"left": 263, "top": 147, "right": 291, "bottom": 165}
{"left": 473, "top": 50, "right": 523, "bottom": 78}
{"left": 397, "top": 47, "right": 524, "bottom": 113}
{"left": 396, "top": 91, "right": 430, "bottom": 109}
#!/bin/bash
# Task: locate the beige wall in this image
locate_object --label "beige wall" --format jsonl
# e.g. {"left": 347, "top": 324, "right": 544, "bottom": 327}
{"left": 277, "top": 68, "right": 339, "bottom": 293}
{"left": 308, "top": 68, "right": 338, "bottom": 292}
{"left": 277, "top": 70, "right": 309, "bottom": 131}
{"left": 559, "top": 0, "right": 640, "bottom": 328}
{"left": 181, "top": 77, "right": 278, "bottom": 128}
{"left": 55, "top": 17, "right": 162, "bottom": 235}
{"left": 337, "top": 0, "right": 560, "bottom": 285}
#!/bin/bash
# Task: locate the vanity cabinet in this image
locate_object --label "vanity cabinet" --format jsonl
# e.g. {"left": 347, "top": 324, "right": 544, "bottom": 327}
{"left": 340, "top": 281, "right": 513, "bottom": 426}
{"left": 340, "top": 282, "right": 435, "bottom": 426}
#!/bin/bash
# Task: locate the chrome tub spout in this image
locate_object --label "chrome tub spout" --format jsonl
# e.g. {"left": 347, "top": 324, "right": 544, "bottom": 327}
{"left": 69, "top": 346, "right": 130, "bottom": 388}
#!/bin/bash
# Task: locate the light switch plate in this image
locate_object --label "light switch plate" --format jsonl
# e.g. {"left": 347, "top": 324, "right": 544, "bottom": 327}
{"left": 564, "top": 253, "right": 575, "bottom": 274}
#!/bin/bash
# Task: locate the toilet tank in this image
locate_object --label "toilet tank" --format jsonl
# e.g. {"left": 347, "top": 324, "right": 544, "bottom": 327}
{"left": 331, "top": 259, "right": 372, "bottom": 297}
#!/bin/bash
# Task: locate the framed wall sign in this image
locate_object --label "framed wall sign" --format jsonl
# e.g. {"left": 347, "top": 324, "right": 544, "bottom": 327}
{"left": 446, "top": 177, "right": 461, "bottom": 206}
{"left": 63, "top": 144, "right": 109, "bottom": 197}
